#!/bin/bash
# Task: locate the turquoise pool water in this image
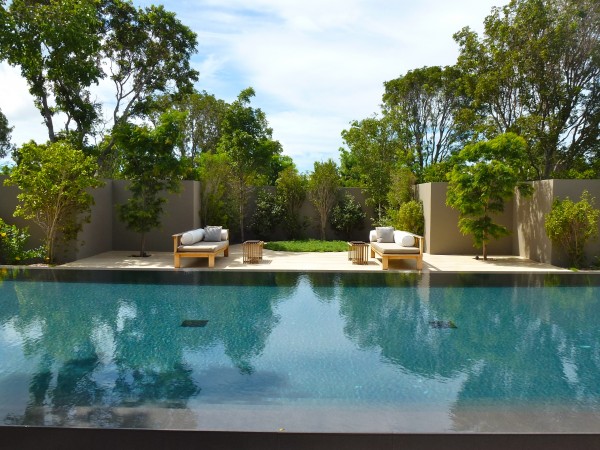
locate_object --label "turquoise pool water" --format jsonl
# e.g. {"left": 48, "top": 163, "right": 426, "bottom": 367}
{"left": 1, "top": 269, "right": 600, "bottom": 432}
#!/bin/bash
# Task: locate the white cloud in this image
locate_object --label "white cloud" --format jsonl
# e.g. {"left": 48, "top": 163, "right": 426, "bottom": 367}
{"left": 0, "top": 0, "right": 507, "bottom": 171}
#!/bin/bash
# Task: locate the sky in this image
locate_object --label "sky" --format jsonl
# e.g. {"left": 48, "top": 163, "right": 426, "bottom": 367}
{"left": 0, "top": 0, "right": 507, "bottom": 172}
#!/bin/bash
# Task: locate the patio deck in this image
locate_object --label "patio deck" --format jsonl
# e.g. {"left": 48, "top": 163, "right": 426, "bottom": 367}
{"left": 60, "top": 244, "right": 567, "bottom": 272}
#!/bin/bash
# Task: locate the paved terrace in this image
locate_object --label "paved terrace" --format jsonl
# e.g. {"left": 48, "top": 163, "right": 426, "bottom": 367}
{"left": 61, "top": 244, "right": 567, "bottom": 272}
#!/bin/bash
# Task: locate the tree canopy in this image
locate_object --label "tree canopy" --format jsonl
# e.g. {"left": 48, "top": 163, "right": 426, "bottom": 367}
{"left": 454, "top": 0, "right": 600, "bottom": 179}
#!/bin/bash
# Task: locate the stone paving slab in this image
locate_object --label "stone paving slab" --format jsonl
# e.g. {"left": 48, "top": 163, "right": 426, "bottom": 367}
{"left": 60, "top": 244, "right": 568, "bottom": 272}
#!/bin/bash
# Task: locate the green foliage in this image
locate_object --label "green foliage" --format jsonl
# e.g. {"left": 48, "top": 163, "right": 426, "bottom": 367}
{"left": 0, "top": 107, "right": 13, "bottom": 159}
{"left": 264, "top": 240, "right": 348, "bottom": 252}
{"left": 387, "top": 167, "right": 416, "bottom": 209}
{"left": 275, "top": 166, "right": 307, "bottom": 239}
{"left": 217, "top": 88, "right": 283, "bottom": 240}
{"left": 383, "top": 65, "right": 472, "bottom": 178}
{"left": 388, "top": 200, "right": 425, "bottom": 236}
{"left": 308, "top": 160, "right": 341, "bottom": 240}
{"left": 330, "top": 193, "right": 366, "bottom": 240}
{"left": 249, "top": 189, "right": 284, "bottom": 240}
{"left": 115, "top": 111, "right": 184, "bottom": 256}
{"left": 5, "top": 140, "right": 102, "bottom": 263}
{"left": 340, "top": 116, "right": 400, "bottom": 222}
{"left": 545, "top": 190, "right": 600, "bottom": 268}
{"left": 0, "top": 218, "right": 43, "bottom": 264}
{"left": 0, "top": 0, "right": 105, "bottom": 144}
{"left": 196, "top": 151, "right": 233, "bottom": 228}
{"left": 446, "top": 133, "right": 532, "bottom": 259}
{"left": 454, "top": 0, "right": 600, "bottom": 179}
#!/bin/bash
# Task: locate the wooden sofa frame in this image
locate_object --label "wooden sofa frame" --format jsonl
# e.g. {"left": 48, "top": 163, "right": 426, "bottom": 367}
{"left": 370, "top": 235, "right": 424, "bottom": 270}
{"left": 172, "top": 233, "right": 229, "bottom": 268}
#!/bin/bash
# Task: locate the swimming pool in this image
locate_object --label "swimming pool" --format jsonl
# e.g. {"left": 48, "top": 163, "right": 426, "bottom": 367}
{"left": 1, "top": 268, "right": 599, "bottom": 433}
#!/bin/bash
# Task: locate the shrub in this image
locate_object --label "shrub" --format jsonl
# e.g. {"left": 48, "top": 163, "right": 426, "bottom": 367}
{"left": 545, "top": 190, "right": 600, "bottom": 268}
{"left": 249, "top": 189, "right": 284, "bottom": 240}
{"left": 390, "top": 200, "right": 425, "bottom": 235}
{"left": 331, "top": 193, "right": 366, "bottom": 240}
{"left": 0, "top": 218, "right": 44, "bottom": 264}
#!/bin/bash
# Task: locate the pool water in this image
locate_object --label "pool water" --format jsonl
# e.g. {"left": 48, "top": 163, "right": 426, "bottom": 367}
{"left": 1, "top": 269, "right": 600, "bottom": 432}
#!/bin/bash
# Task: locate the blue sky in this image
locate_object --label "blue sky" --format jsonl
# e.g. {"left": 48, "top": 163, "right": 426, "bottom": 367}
{"left": 0, "top": 0, "right": 506, "bottom": 172}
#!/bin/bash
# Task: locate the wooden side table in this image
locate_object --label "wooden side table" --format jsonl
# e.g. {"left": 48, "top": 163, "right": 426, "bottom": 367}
{"left": 348, "top": 241, "right": 369, "bottom": 265}
{"left": 243, "top": 240, "right": 263, "bottom": 264}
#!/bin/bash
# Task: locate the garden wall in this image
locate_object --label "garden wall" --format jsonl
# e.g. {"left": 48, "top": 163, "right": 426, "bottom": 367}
{"left": 1, "top": 177, "right": 599, "bottom": 265}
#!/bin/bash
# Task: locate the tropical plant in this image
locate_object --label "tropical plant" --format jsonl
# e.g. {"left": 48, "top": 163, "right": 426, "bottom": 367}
{"left": 115, "top": 111, "right": 184, "bottom": 257}
{"left": 0, "top": 218, "right": 43, "bottom": 264}
{"left": 446, "top": 133, "right": 532, "bottom": 259}
{"left": 340, "top": 115, "right": 401, "bottom": 222}
{"left": 545, "top": 190, "right": 600, "bottom": 268}
{"left": 217, "top": 87, "right": 283, "bottom": 241}
{"left": 4, "top": 140, "right": 102, "bottom": 263}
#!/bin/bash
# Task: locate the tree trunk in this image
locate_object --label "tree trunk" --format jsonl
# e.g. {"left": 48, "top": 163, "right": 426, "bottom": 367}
{"left": 139, "top": 233, "right": 146, "bottom": 257}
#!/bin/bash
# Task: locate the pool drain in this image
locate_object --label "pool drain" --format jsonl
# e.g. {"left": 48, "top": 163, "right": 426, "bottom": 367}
{"left": 181, "top": 320, "right": 208, "bottom": 327}
{"left": 429, "top": 320, "right": 457, "bottom": 329}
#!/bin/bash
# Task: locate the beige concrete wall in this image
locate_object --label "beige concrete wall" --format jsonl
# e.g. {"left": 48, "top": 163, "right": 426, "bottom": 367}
{"left": 111, "top": 180, "right": 200, "bottom": 252}
{"left": 3, "top": 176, "right": 599, "bottom": 263}
{"left": 514, "top": 180, "right": 554, "bottom": 264}
{"left": 417, "top": 182, "right": 514, "bottom": 256}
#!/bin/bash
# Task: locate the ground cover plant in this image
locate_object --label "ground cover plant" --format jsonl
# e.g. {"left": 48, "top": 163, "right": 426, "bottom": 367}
{"left": 264, "top": 240, "right": 348, "bottom": 252}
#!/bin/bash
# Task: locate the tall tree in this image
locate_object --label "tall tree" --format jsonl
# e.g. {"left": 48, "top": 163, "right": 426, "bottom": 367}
{"left": 275, "top": 166, "right": 307, "bottom": 239}
{"left": 0, "top": 0, "right": 198, "bottom": 158}
{"left": 308, "top": 159, "right": 340, "bottom": 240}
{"left": 0, "top": 0, "right": 104, "bottom": 144}
{"left": 341, "top": 115, "right": 401, "bottom": 223}
{"left": 100, "top": 1, "right": 198, "bottom": 165}
{"left": 0, "top": 107, "right": 13, "bottom": 158}
{"left": 454, "top": 0, "right": 600, "bottom": 179}
{"left": 383, "top": 65, "right": 472, "bottom": 177}
{"left": 114, "top": 111, "right": 184, "bottom": 257}
{"left": 446, "top": 133, "right": 533, "bottom": 260}
{"left": 217, "top": 87, "right": 282, "bottom": 241}
{"left": 5, "top": 140, "right": 102, "bottom": 263}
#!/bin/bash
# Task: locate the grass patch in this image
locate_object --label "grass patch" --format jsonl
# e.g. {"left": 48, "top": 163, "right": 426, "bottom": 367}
{"left": 264, "top": 239, "right": 349, "bottom": 252}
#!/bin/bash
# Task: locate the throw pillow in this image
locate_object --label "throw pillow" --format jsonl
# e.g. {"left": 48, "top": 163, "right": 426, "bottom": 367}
{"left": 375, "top": 226, "right": 394, "bottom": 243}
{"left": 204, "top": 225, "right": 222, "bottom": 242}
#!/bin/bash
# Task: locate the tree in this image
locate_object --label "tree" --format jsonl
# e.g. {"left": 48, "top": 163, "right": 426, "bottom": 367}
{"left": 249, "top": 189, "right": 284, "bottom": 240}
{"left": 340, "top": 115, "right": 401, "bottom": 222}
{"left": 275, "top": 166, "right": 307, "bottom": 239}
{"left": 115, "top": 111, "right": 184, "bottom": 257}
{"left": 446, "top": 133, "right": 533, "bottom": 259}
{"left": 454, "top": 0, "right": 600, "bottom": 179}
{"left": 330, "top": 193, "right": 366, "bottom": 240}
{"left": 0, "top": 107, "right": 14, "bottom": 158}
{"left": 383, "top": 65, "right": 473, "bottom": 177}
{"left": 308, "top": 159, "right": 340, "bottom": 240}
{"left": 0, "top": 0, "right": 198, "bottom": 158}
{"left": 0, "top": 0, "right": 104, "bottom": 144}
{"left": 196, "top": 151, "right": 233, "bottom": 228}
{"left": 545, "top": 190, "right": 600, "bottom": 268}
{"left": 217, "top": 88, "right": 282, "bottom": 241}
{"left": 4, "top": 140, "right": 102, "bottom": 263}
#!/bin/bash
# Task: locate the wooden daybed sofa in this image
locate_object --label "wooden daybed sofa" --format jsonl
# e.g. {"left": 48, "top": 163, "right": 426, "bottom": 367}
{"left": 369, "top": 227, "right": 424, "bottom": 270}
{"left": 172, "top": 226, "right": 229, "bottom": 268}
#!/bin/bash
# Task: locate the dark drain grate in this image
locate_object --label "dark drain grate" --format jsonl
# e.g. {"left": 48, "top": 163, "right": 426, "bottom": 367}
{"left": 181, "top": 319, "right": 208, "bottom": 327}
{"left": 429, "top": 320, "right": 457, "bottom": 329}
